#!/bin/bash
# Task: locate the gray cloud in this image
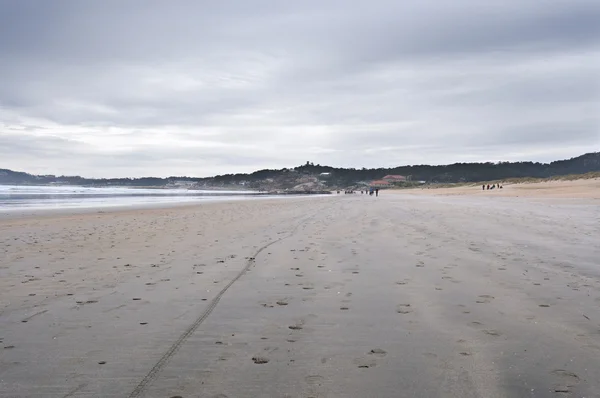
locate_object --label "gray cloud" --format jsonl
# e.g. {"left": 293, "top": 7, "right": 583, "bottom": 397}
{"left": 1, "top": 0, "right": 599, "bottom": 177}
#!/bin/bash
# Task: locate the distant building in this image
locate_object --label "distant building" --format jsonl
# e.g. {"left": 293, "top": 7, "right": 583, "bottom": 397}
{"left": 166, "top": 180, "right": 196, "bottom": 188}
{"left": 370, "top": 180, "right": 391, "bottom": 188}
{"left": 382, "top": 175, "right": 407, "bottom": 182}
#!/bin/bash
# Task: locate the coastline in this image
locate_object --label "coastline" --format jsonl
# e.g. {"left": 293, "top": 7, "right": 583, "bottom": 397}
{"left": 0, "top": 194, "right": 329, "bottom": 221}
{"left": 0, "top": 183, "right": 332, "bottom": 221}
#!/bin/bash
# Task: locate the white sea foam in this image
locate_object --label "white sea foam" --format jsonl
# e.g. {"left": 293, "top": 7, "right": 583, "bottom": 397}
{"left": 0, "top": 185, "right": 262, "bottom": 211}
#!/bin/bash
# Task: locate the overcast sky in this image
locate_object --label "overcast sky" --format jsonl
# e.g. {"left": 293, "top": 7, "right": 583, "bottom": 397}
{"left": 1, "top": 0, "right": 599, "bottom": 177}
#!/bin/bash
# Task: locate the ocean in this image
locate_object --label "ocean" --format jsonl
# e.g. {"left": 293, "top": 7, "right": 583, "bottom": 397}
{"left": 0, "top": 185, "right": 265, "bottom": 211}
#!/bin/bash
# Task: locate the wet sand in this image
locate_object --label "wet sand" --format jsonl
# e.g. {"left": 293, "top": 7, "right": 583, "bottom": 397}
{"left": 1, "top": 194, "right": 599, "bottom": 397}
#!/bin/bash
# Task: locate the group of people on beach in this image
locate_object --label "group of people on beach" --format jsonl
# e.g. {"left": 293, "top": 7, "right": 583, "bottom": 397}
{"left": 483, "top": 183, "right": 503, "bottom": 190}
{"left": 337, "top": 189, "right": 379, "bottom": 196}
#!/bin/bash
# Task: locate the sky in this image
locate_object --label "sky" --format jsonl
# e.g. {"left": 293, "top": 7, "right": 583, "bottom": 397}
{"left": 1, "top": 0, "right": 599, "bottom": 178}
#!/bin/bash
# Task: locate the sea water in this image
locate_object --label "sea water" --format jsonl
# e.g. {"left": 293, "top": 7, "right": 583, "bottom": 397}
{"left": 0, "top": 185, "right": 263, "bottom": 211}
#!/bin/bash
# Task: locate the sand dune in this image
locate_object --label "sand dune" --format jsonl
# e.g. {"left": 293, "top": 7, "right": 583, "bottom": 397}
{"left": 0, "top": 192, "right": 599, "bottom": 397}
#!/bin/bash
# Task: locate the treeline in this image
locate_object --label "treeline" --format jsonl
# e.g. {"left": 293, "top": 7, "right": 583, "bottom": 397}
{"left": 210, "top": 152, "right": 600, "bottom": 186}
{"left": 1, "top": 152, "right": 599, "bottom": 186}
{"left": 0, "top": 171, "right": 198, "bottom": 186}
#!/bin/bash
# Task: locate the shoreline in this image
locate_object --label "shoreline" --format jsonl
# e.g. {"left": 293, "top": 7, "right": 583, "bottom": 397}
{"left": 0, "top": 194, "right": 331, "bottom": 222}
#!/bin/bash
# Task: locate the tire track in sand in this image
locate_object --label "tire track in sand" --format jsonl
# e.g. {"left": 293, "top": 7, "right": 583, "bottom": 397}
{"left": 128, "top": 209, "right": 325, "bottom": 398}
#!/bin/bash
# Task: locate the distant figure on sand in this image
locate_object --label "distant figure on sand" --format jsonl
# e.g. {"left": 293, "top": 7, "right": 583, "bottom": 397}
{"left": 375, "top": 189, "right": 379, "bottom": 197}
{"left": 482, "top": 185, "right": 485, "bottom": 190}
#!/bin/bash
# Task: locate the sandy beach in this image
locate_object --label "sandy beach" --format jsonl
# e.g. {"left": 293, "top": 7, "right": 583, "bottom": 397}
{"left": 401, "top": 178, "right": 600, "bottom": 199}
{"left": 1, "top": 189, "right": 599, "bottom": 397}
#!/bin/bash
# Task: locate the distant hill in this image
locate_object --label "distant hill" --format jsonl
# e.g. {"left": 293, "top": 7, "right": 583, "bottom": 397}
{"left": 1, "top": 152, "right": 599, "bottom": 189}
{"left": 208, "top": 152, "right": 600, "bottom": 188}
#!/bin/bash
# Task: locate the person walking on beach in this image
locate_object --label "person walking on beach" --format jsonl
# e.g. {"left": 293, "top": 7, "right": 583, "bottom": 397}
{"left": 375, "top": 188, "right": 379, "bottom": 197}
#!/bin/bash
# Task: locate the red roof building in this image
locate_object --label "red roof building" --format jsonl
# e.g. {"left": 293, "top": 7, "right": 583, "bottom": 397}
{"left": 370, "top": 180, "right": 391, "bottom": 187}
{"left": 382, "top": 175, "right": 407, "bottom": 182}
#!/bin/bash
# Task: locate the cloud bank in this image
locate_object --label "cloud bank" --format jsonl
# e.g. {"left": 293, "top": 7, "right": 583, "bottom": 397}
{"left": 1, "top": 0, "right": 599, "bottom": 177}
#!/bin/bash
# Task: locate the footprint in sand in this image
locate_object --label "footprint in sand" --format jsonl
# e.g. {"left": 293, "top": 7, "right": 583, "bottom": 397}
{"left": 76, "top": 300, "right": 98, "bottom": 305}
{"left": 369, "top": 348, "right": 387, "bottom": 357}
{"left": 276, "top": 300, "right": 289, "bottom": 306}
{"left": 551, "top": 369, "right": 580, "bottom": 393}
{"left": 340, "top": 306, "right": 349, "bottom": 311}
{"left": 252, "top": 356, "right": 269, "bottom": 364}
{"left": 482, "top": 329, "right": 501, "bottom": 337}
{"left": 396, "top": 304, "right": 412, "bottom": 314}
{"left": 354, "top": 357, "right": 377, "bottom": 369}
{"left": 476, "top": 295, "right": 494, "bottom": 304}
{"left": 539, "top": 304, "right": 550, "bottom": 308}
{"left": 416, "top": 262, "right": 425, "bottom": 268}
{"left": 305, "top": 375, "right": 325, "bottom": 385}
